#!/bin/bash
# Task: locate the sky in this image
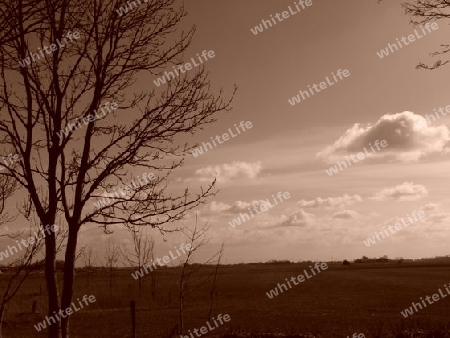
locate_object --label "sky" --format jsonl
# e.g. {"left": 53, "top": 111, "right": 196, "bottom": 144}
{"left": 2, "top": 0, "right": 450, "bottom": 265}
{"left": 174, "top": 0, "right": 450, "bottom": 264}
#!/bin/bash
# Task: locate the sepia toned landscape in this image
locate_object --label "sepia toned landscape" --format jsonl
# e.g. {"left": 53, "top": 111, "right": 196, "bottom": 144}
{"left": 1, "top": 0, "right": 450, "bottom": 337}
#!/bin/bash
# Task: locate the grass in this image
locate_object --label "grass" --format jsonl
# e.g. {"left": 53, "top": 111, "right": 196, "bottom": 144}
{"left": 2, "top": 262, "right": 450, "bottom": 337}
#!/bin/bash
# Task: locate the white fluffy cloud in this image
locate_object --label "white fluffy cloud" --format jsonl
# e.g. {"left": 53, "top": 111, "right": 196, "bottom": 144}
{"left": 421, "top": 203, "right": 440, "bottom": 211}
{"left": 297, "top": 194, "right": 362, "bottom": 209}
{"left": 205, "top": 199, "right": 277, "bottom": 215}
{"left": 193, "top": 161, "right": 262, "bottom": 183}
{"left": 317, "top": 111, "right": 450, "bottom": 163}
{"left": 277, "top": 209, "right": 315, "bottom": 227}
{"left": 426, "top": 213, "right": 450, "bottom": 223}
{"left": 206, "top": 201, "right": 233, "bottom": 212}
{"left": 332, "top": 210, "right": 358, "bottom": 219}
{"left": 371, "top": 181, "right": 428, "bottom": 201}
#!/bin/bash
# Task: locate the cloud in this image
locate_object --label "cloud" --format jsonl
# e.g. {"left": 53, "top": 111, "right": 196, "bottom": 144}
{"left": 297, "top": 194, "right": 362, "bottom": 209}
{"left": 332, "top": 210, "right": 358, "bottom": 219}
{"left": 193, "top": 161, "right": 262, "bottom": 183}
{"left": 206, "top": 201, "right": 233, "bottom": 212}
{"left": 317, "top": 111, "right": 450, "bottom": 163}
{"left": 228, "top": 200, "right": 275, "bottom": 213}
{"left": 427, "top": 213, "right": 450, "bottom": 223}
{"left": 226, "top": 201, "right": 252, "bottom": 212}
{"left": 421, "top": 203, "right": 440, "bottom": 211}
{"left": 204, "top": 199, "right": 277, "bottom": 215}
{"left": 371, "top": 181, "right": 428, "bottom": 201}
{"left": 277, "top": 209, "right": 315, "bottom": 227}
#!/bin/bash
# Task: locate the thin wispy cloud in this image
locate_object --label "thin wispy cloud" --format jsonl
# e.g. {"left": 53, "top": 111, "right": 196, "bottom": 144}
{"left": 371, "top": 181, "right": 428, "bottom": 201}
{"left": 332, "top": 210, "right": 359, "bottom": 219}
{"left": 297, "top": 194, "right": 363, "bottom": 209}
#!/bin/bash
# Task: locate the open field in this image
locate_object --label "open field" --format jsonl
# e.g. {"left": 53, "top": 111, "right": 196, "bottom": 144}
{"left": 3, "top": 262, "right": 450, "bottom": 337}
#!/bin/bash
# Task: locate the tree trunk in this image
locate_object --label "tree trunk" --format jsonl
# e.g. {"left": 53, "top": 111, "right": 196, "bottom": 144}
{"left": 60, "top": 226, "right": 79, "bottom": 338}
{"left": 0, "top": 303, "right": 5, "bottom": 338}
{"left": 151, "top": 272, "right": 156, "bottom": 300}
{"left": 44, "top": 227, "right": 61, "bottom": 338}
{"left": 179, "top": 293, "right": 183, "bottom": 335}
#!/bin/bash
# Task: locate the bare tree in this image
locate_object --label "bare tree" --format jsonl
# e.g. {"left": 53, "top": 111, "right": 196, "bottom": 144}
{"left": 121, "top": 225, "right": 155, "bottom": 295}
{"left": 81, "top": 246, "right": 95, "bottom": 288}
{"left": 0, "top": 226, "right": 44, "bottom": 338}
{"left": 0, "top": 177, "right": 66, "bottom": 338}
{"left": 0, "top": 174, "right": 22, "bottom": 338}
{"left": 104, "top": 239, "right": 120, "bottom": 290}
{"left": 0, "top": 0, "right": 235, "bottom": 337}
{"left": 0, "top": 164, "right": 18, "bottom": 231}
{"left": 405, "top": 0, "right": 450, "bottom": 70}
{"left": 386, "top": 0, "right": 450, "bottom": 70}
{"left": 178, "top": 216, "right": 224, "bottom": 335}
{"left": 207, "top": 242, "right": 224, "bottom": 321}
{"left": 149, "top": 240, "right": 157, "bottom": 301}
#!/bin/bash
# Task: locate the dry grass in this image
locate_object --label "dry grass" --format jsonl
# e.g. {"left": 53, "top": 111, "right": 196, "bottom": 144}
{"left": 3, "top": 262, "right": 450, "bottom": 337}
